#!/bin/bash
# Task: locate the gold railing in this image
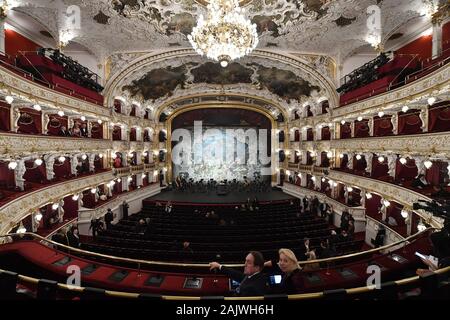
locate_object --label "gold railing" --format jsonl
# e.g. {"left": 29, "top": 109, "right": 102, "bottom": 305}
{"left": 0, "top": 227, "right": 432, "bottom": 270}
{"left": 131, "top": 164, "right": 145, "bottom": 173}
{"left": 298, "top": 164, "right": 313, "bottom": 172}
{"left": 287, "top": 163, "right": 299, "bottom": 170}
{"left": 1, "top": 261, "right": 448, "bottom": 300}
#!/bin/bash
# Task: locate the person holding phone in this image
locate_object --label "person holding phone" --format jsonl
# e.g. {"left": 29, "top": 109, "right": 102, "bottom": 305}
{"left": 264, "top": 248, "right": 304, "bottom": 294}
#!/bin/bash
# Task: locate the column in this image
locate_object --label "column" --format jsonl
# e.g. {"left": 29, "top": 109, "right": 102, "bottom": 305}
{"left": 368, "top": 118, "right": 374, "bottom": 136}
{"left": 431, "top": 18, "right": 443, "bottom": 59}
{"left": 42, "top": 112, "right": 50, "bottom": 135}
{"left": 11, "top": 105, "right": 20, "bottom": 132}
{"left": 347, "top": 152, "right": 354, "bottom": 170}
{"left": 135, "top": 151, "right": 142, "bottom": 165}
{"left": 316, "top": 126, "right": 322, "bottom": 141}
{"left": 87, "top": 121, "right": 92, "bottom": 138}
{"left": 136, "top": 173, "right": 143, "bottom": 187}
{"left": 122, "top": 176, "right": 129, "bottom": 192}
{"left": 300, "top": 172, "right": 307, "bottom": 187}
{"left": 391, "top": 113, "right": 398, "bottom": 135}
{"left": 0, "top": 20, "right": 5, "bottom": 55}
{"left": 419, "top": 107, "right": 429, "bottom": 132}
{"left": 350, "top": 121, "right": 355, "bottom": 138}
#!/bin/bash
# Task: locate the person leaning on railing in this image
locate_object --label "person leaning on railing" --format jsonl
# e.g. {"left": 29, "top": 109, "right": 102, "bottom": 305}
{"left": 210, "top": 251, "right": 269, "bottom": 296}
{"left": 264, "top": 248, "right": 303, "bottom": 294}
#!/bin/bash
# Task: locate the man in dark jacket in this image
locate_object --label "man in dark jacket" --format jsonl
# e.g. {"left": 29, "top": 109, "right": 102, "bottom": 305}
{"left": 210, "top": 251, "right": 269, "bottom": 296}
{"left": 104, "top": 208, "right": 114, "bottom": 230}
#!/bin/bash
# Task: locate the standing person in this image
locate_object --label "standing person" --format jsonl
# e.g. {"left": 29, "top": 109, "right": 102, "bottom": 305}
{"left": 159, "top": 170, "right": 165, "bottom": 187}
{"left": 264, "top": 248, "right": 303, "bottom": 294}
{"left": 122, "top": 200, "right": 129, "bottom": 219}
{"left": 209, "top": 251, "right": 269, "bottom": 296}
{"left": 104, "top": 208, "right": 114, "bottom": 230}
{"left": 67, "top": 226, "right": 80, "bottom": 248}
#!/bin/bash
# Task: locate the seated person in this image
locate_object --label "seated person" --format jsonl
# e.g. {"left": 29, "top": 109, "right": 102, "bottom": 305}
{"left": 58, "top": 126, "right": 70, "bottom": 136}
{"left": 71, "top": 123, "right": 81, "bottom": 137}
{"left": 411, "top": 174, "right": 429, "bottom": 190}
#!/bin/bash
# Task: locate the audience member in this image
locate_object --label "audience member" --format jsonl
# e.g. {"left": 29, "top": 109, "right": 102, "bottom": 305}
{"left": 67, "top": 226, "right": 80, "bottom": 248}
{"left": 209, "top": 251, "right": 269, "bottom": 296}
{"left": 58, "top": 125, "right": 70, "bottom": 136}
{"left": 264, "top": 248, "right": 303, "bottom": 294}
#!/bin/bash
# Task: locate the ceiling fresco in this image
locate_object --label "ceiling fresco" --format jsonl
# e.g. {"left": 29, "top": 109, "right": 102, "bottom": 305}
{"left": 12, "top": 0, "right": 425, "bottom": 60}
{"left": 121, "top": 60, "right": 322, "bottom": 103}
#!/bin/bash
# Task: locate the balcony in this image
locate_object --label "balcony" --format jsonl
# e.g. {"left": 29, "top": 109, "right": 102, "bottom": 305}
{"left": 0, "top": 132, "right": 113, "bottom": 156}
{"left": 0, "top": 60, "right": 108, "bottom": 117}
{"left": 330, "top": 131, "right": 450, "bottom": 155}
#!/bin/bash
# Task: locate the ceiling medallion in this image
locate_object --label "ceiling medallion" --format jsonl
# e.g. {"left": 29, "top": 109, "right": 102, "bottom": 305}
{"left": 188, "top": 0, "right": 259, "bottom": 68}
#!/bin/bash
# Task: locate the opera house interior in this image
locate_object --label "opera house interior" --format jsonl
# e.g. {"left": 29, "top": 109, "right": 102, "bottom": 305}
{"left": 0, "top": 0, "right": 449, "bottom": 305}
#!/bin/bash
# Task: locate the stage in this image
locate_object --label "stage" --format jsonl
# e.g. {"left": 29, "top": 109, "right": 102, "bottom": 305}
{"left": 144, "top": 187, "right": 295, "bottom": 204}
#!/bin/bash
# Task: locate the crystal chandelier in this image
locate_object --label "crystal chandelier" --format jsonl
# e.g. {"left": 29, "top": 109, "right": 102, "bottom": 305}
{"left": 188, "top": 0, "right": 258, "bottom": 67}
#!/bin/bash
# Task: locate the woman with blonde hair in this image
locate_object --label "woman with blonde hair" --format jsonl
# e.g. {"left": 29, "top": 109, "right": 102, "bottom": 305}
{"left": 264, "top": 248, "right": 303, "bottom": 294}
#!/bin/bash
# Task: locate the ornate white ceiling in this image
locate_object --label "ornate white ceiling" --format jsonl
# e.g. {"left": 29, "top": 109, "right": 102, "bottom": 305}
{"left": 12, "top": 0, "right": 426, "bottom": 61}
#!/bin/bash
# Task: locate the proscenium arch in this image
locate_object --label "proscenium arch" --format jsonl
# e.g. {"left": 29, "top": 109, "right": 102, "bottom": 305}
{"left": 165, "top": 104, "right": 280, "bottom": 183}
{"left": 103, "top": 48, "right": 339, "bottom": 109}
{"left": 155, "top": 92, "right": 289, "bottom": 123}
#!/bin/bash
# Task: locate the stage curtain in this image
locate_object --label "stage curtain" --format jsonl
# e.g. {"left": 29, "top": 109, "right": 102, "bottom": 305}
{"left": 306, "top": 128, "right": 313, "bottom": 141}
{"left": 0, "top": 162, "right": 15, "bottom": 189}
{"left": 374, "top": 116, "right": 393, "bottom": 137}
{"left": 112, "top": 125, "right": 122, "bottom": 141}
{"left": 321, "top": 127, "right": 331, "bottom": 140}
{"left": 429, "top": 103, "right": 450, "bottom": 133}
{"left": 63, "top": 195, "right": 79, "bottom": 220}
{"left": 398, "top": 110, "right": 422, "bottom": 135}
{"left": 23, "top": 160, "right": 47, "bottom": 184}
{"left": 53, "top": 158, "right": 71, "bottom": 180}
{"left": 294, "top": 130, "right": 300, "bottom": 142}
{"left": 0, "top": 102, "right": 10, "bottom": 131}
{"left": 18, "top": 108, "right": 41, "bottom": 135}
{"left": 340, "top": 123, "right": 351, "bottom": 139}
{"left": 371, "top": 157, "right": 389, "bottom": 179}
{"left": 354, "top": 120, "right": 370, "bottom": 138}
{"left": 114, "top": 100, "right": 122, "bottom": 113}
{"left": 91, "top": 122, "right": 103, "bottom": 139}
{"left": 395, "top": 158, "right": 417, "bottom": 182}
{"left": 47, "top": 114, "right": 67, "bottom": 136}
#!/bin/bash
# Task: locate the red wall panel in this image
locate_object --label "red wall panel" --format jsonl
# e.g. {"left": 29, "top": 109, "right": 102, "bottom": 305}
{"left": 396, "top": 35, "right": 432, "bottom": 61}
{"left": 5, "top": 29, "right": 42, "bottom": 58}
